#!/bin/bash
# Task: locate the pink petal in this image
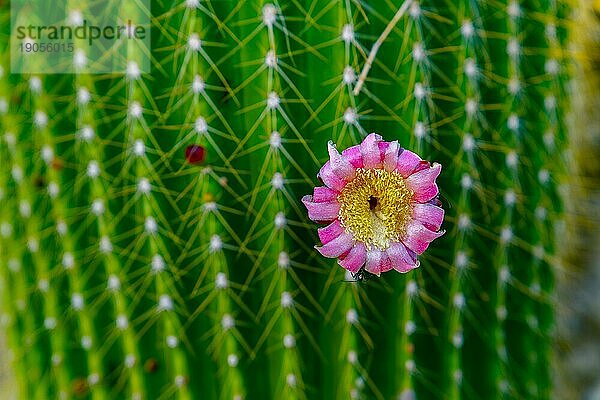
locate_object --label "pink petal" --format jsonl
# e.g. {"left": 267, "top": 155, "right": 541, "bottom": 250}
{"left": 378, "top": 141, "right": 389, "bottom": 156}
{"left": 302, "top": 195, "right": 340, "bottom": 222}
{"left": 402, "top": 219, "right": 445, "bottom": 255}
{"left": 383, "top": 140, "right": 401, "bottom": 172}
{"left": 360, "top": 133, "right": 383, "bottom": 169}
{"left": 380, "top": 253, "right": 393, "bottom": 273}
{"left": 413, "top": 203, "right": 445, "bottom": 231}
{"left": 413, "top": 160, "right": 431, "bottom": 173}
{"left": 386, "top": 242, "right": 419, "bottom": 273}
{"left": 405, "top": 162, "right": 442, "bottom": 202}
{"left": 341, "top": 145, "right": 363, "bottom": 169}
{"left": 327, "top": 141, "right": 356, "bottom": 180}
{"left": 338, "top": 242, "right": 366, "bottom": 273}
{"left": 318, "top": 161, "right": 347, "bottom": 191}
{"left": 318, "top": 220, "right": 344, "bottom": 245}
{"left": 365, "top": 249, "right": 384, "bottom": 276}
{"left": 315, "top": 232, "right": 354, "bottom": 258}
{"left": 313, "top": 186, "right": 338, "bottom": 202}
{"left": 396, "top": 149, "right": 422, "bottom": 177}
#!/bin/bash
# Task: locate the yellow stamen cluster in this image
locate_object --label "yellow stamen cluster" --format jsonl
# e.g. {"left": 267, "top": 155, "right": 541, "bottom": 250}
{"left": 338, "top": 168, "right": 414, "bottom": 250}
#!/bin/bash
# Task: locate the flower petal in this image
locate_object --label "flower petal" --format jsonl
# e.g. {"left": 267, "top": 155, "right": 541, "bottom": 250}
{"left": 406, "top": 162, "right": 442, "bottom": 202}
{"left": 338, "top": 242, "right": 366, "bottom": 273}
{"left": 327, "top": 141, "right": 356, "bottom": 180}
{"left": 380, "top": 253, "right": 393, "bottom": 273}
{"left": 318, "top": 220, "right": 345, "bottom": 245}
{"left": 402, "top": 219, "right": 445, "bottom": 255}
{"left": 302, "top": 195, "right": 340, "bottom": 222}
{"left": 313, "top": 186, "right": 338, "bottom": 202}
{"left": 315, "top": 231, "right": 354, "bottom": 258}
{"left": 317, "top": 161, "right": 347, "bottom": 191}
{"left": 378, "top": 141, "right": 389, "bottom": 156}
{"left": 360, "top": 132, "right": 383, "bottom": 169}
{"left": 396, "top": 149, "right": 422, "bottom": 177}
{"left": 413, "top": 160, "right": 431, "bottom": 173}
{"left": 365, "top": 249, "right": 385, "bottom": 276}
{"left": 386, "top": 242, "right": 419, "bottom": 273}
{"left": 413, "top": 203, "right": 445, "bottom": 231}
{"left": 341, "top": 145, "right": 363, "bottom": 169}
{"left": 383, "top": 140, "right": 401, "bottom": 172}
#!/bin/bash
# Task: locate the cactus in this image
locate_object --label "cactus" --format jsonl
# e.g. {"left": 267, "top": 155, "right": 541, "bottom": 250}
{"left": 0, "top": 0, "right": 571, "bottom": 399}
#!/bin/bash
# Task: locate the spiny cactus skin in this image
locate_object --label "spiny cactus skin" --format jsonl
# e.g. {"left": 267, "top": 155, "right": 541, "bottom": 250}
{"left": 0, "top": 1, "right": 571, "bottom": 399}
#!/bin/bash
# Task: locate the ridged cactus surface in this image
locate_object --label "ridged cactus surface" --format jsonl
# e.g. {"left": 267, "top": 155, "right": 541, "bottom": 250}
{"left": 0, "top": 0, "right": 571, "bottom": 399}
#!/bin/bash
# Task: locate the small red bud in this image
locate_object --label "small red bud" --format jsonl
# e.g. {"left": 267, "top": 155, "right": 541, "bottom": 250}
{"left": 144, "top": 358, "right": 159, "bottom": 373}
{"left": 72, "top": 377, "right": 89, "bottom": 397}
{"left": 51, "top": 158, "right": 64, "bottom": 170}
{"left": 185, "top": 145, "right": 205, "bottom": 164}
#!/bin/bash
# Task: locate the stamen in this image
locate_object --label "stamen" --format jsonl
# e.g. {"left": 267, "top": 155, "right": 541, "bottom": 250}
{"left": 338, "top": 168, "right": 414, "bottom": 250}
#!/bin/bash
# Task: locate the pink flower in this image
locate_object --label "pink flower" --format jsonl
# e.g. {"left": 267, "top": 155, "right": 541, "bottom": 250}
{"left": 303, "top": 133, "right": 445, "bottom": 276}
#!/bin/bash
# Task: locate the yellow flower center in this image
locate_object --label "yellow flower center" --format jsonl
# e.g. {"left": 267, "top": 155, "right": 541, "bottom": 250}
{"left": 338, "top": 168, "right": 414, "bottom": 250}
